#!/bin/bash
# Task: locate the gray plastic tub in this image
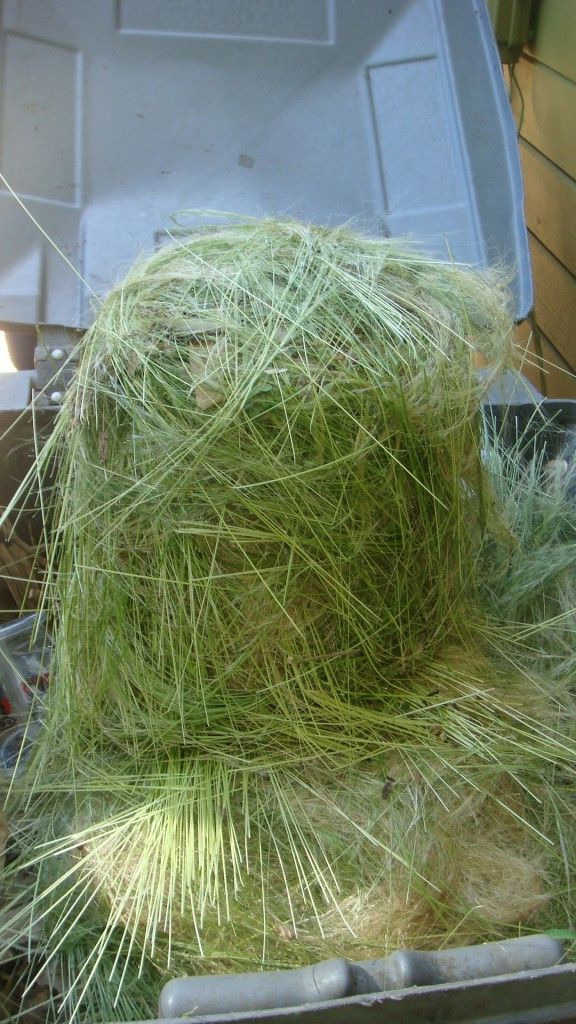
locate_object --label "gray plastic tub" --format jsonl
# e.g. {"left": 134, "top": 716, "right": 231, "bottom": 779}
{"left": 0, "top": 0, "right": 532, "bottom": 333}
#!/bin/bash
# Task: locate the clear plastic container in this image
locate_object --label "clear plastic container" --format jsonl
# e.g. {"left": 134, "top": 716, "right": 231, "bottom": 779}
{"left": 0, "top": 612, "right": 50, "bottom": 776}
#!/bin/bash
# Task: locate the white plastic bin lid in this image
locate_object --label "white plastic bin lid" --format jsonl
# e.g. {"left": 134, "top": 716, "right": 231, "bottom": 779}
{"left": 0, "top": 0, "right": 532, "bottom": 328}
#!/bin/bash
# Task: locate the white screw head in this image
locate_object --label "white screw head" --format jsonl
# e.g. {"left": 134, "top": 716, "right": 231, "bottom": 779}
{"left": 50, "top": 348, "right": 65, "bottom": 360}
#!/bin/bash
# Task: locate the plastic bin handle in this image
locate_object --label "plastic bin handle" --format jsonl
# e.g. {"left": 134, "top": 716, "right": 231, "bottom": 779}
{"left": 158, "top": 933, "right": 565, "bottom": 1017}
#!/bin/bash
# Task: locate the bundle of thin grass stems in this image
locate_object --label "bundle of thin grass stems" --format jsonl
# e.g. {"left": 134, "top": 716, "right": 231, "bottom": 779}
{"left": 2, "top": 217, "right": 576, "bottom": 1022}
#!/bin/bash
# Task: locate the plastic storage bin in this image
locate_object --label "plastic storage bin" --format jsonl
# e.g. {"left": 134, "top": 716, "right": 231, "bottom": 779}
{"left": 0, "top": 0, "right": 532, "bottom": 336}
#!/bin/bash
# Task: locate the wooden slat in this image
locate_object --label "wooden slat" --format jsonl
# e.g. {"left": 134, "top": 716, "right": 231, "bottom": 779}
{"left": 514, "top": 320, "right": 576, "bottom": 399}
{"left": 529, "top": 234, "right": 576, "bottom": 372}
{"left": 527, "top": 0, "right": 576, "bottom": 86}
{"left": 539, "top": 336, "right": 576, "bottom": 397}
{"left": 520, "top": 140, "right": 576, "bottom": 278}
{"left": 510, "top": 58, "right": 576, "bottom": 180}
{"left": 506, "top": 2, "right": 576, "bottom": 400}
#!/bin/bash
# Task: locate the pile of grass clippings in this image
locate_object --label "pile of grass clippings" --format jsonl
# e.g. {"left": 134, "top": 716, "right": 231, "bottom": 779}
{"left": 2, "top": 218, "right": 576, "bottom": 1023}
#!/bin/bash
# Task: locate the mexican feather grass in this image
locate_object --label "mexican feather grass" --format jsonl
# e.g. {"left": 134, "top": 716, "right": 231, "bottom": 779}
{"left": 2, "top": 218, "right": 576, "bottom": 1022}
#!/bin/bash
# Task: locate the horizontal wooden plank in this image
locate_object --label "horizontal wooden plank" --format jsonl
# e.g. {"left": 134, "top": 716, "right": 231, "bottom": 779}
{"left": 510, "top": 58, "right": 576, "bottom": 180}
{"left": 529, "top": 234, "right": 576, "bottom": 372}
{"left": 539, "top": 336, "right": 576, "bottom": 398}
{"left": 514, "top": 320, "right": 576, "bottom": 399}
{"left": 520, "top": 140, "right": 576, "bottom": 278}
{"left": 527, "top": 0, "right": 576, "bottom": 86}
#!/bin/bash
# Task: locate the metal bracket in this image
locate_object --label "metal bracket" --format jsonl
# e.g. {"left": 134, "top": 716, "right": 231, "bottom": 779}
{"left": 33, "top": 326, "right": 83, "bottom": 408}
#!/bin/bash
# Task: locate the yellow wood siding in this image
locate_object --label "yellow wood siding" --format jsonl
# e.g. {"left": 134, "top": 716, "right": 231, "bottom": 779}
{"left": 526, "top": 0, "right": 576, "bottom": 84}
{"left": 505, "top": 0, "right": 576, "bottom": 398}
{"left": 520, "top": 141, "right": 576, "bottom": 278}
{"left": 530, "top": 237, "right": 576, "bottom": 363}
{"left": 515, "top": 320, "right": 576, "bottom": 398}
{"left": 511, "top": 59, "right": 576, "bottom": 180}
